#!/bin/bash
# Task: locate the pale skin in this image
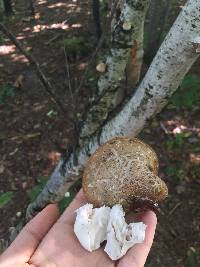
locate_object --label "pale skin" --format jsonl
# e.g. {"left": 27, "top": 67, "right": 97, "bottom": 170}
{"left": 0, "top": 189, "right": 157, "bottom": 267}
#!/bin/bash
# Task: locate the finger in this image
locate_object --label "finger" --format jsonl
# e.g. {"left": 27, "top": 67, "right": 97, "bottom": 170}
{"left": 58, "top": 189, "right": 87, "bottom": 225}
{"left": 117, "top": 211, "right": 157, "bottom": 267}
{"left": 0, "top": 204, "right": 59, "bottom": 266}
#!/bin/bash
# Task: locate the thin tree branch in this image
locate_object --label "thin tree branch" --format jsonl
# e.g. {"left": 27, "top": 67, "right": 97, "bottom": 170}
{"left": 63, "top": 47, "right": 79, "bottom": 163}
{"left": 0, "top": 22, "right": 67, "bottom": 114}
{"left": 64, "top": 48, "right": 74, "bottom": 107}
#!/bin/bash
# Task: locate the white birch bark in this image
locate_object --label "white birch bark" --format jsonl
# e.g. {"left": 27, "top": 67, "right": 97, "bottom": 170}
{"left": 26, "top": 0, "right": 200, "bottom": 220}
{"left": 80, "top": 0, "right": 149, "bottom": 139}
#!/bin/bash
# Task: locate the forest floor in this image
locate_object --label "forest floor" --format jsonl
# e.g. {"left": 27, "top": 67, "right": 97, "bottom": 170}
{"left": 0, "top": 1, "right": 200, "bottom": 266}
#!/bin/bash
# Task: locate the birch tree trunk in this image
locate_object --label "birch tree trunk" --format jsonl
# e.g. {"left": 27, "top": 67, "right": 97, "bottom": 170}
{"left": 80, "top": 0, "right": 150, "bottom": 140}
{"left": 25, "top": 0, "right": 200, "bottom": 221}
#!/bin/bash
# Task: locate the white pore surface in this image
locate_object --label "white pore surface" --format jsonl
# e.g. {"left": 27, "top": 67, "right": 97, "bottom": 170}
{"left": 104, "top": 205, "right": 146, "bottom": 260}
{"left": 74, "top": 204, "right": 146, "bottom": 260}
{"left": 74, "top": 204, "right": 110, "bottom": 252}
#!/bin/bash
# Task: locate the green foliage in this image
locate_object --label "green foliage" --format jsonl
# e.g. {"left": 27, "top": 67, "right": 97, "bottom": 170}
{"left": 0, "top": 0, "right": 4, "bottom": 19}
{"left": 46, "top": 109, "right": 58, "bottom": 118}
{"left": 189, "top": 165, "right": 200, "bottom": 181}
{"left": 85, "top": 67, "right": 98, "bottom": 84}
{"left": 0, "top": 34, "right": 4, "bottom": 44}
{"left": 0, "top": 0, "right": 3, "bottom": 9}
{"left": 59, "top": 180, "right": 81, "bottom": 213}
{"left": 185, "top": 247, "right": 199, "bottom": 267}
{"left": 63, "top": 36, "right": 92, "bottom": 57}
{"left": 0, "top": 84, "right": 15, "bottom": 104}
{"left": 170, "top": 75, "right": 200, "bottom": 109}
{"left": 28, "top": 176, "right": 48, "bottom": 202}
{"left": 99, "top": 0, "right": 109, "bottom": 17}
{"left": 165, "top": 165, "right": 186, "bottom": 181}
{"left": 28, "top": 177, "right": 80, "bottom": 212}
{"left": 165, "top": 132, "right": 190, "bottom": 151}
{"left": 59, "top": 189, "right": 77, "bottom": 213}
{"left": 0, "top": 191, "right": 13, "bottom": 208}
{"left": 191, "top": 146, "right": 200, "bottom": 153}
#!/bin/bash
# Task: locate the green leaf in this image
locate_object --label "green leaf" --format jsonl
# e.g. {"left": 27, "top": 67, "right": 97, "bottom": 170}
{"left": 0, "top": 84, "right": 15, "bottom": 104}
{"left": 59, "top": 190, "right": 77, "bottom": 213}
{"left": 63, "top": 36, "right": 92, "bottom": 56}
{"left": 164, "top": 165, "right": 186, "bottom": 181}
{"left": 185, "top": 247, "right": 199, "bottom": 267}
{"left": 165, "top": 166, "right": 177, "bottom": 176}
{"left": 170, "top": 75, "right": 200, "bottom": 109}
{"left": 165, "top": 132, "right": 190, "bottom": 151}
{"left": 59, "top": 180, "right": 81, "bottom": 213}
{"left": 28, "top": 176, "right": 48, "bottom": 202}
{"left": 0, "top": 191, "right": 13, "bottom": 208}
{"left": 46, "top": 109, "right": 57, "bottom": 117}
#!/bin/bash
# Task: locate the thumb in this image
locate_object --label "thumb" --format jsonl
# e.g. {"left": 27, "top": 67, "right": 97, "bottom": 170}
{"left": 0, "top": 204, "right": 59, "bottom": 266}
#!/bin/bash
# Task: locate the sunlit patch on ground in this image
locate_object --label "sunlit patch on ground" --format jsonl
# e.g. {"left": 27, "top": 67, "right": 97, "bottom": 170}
{"left": 38, "top": 0, "right": 48, "bottom": 5}
{"left": 0, "top": 45, "right": 16, "bottom": 55}
{"left": 48, "top": 3, "right": 70, "bottom": 8}
{"left": 189, "top": 153, "right": 200, "bottom": 164}
{"left": 32, "top": 22, "right": 70, "bottom": 33}
{"left": 10, "top": 53, "right": 28, "bottom": 63}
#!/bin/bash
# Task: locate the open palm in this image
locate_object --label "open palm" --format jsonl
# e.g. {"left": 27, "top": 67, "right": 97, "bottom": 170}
{"left": 0, "top": 190, "right": 157, "bottom": 267}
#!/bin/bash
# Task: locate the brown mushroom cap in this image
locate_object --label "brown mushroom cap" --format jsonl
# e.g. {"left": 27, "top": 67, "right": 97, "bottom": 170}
{"left": 83, "top": 137, "right": 168, "bottom": 211}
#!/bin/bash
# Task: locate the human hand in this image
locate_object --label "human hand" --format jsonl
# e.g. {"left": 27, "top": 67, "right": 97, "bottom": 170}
{"left": 0, "top": 189, "right": 157, "bottom": 267}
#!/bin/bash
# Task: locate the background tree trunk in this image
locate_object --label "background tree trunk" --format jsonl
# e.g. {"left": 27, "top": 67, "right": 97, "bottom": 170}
{"left": 3, "top": 0, "right": 13, "bottom": 15}
{"left": 29, "top": 0, "right": 35, "bottom": 16}
{"left": 92, "top": 0, "right": 102, "bottom": 40}
{"left": 145, "top": 0, "right": 171, "bottom": 63}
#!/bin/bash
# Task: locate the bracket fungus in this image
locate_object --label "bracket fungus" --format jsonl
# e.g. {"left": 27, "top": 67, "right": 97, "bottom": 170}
{"left": 83, "top": 137, "right": 168, "bottom": 211}
{"left": 74, "top": 137, "right": 168, "bottom": 260}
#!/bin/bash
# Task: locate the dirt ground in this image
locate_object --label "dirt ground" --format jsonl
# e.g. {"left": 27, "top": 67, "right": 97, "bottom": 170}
{"left": 0, "top": 1, "right": 199, "bottom": 266}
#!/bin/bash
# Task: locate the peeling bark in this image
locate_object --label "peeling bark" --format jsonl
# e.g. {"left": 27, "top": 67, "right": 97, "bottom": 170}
{"left": 125, "top": 40, "right": 143, "bottom": 91}
{"left": 26, "top": 0, "right": 200, "bottom": 222}
{"left": 80, "top": 0, "right": 150, "bottom": 139}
